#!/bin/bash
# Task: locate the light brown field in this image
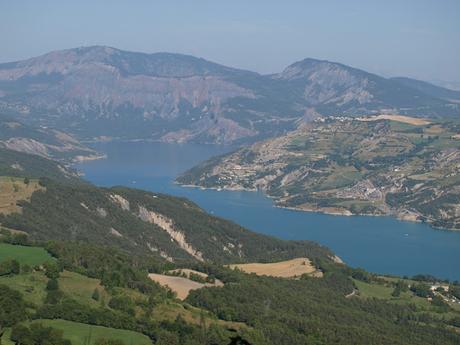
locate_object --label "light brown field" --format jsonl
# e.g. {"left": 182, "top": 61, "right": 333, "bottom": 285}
{"left": 0, "top": 176, "right": 44, "bottom": 215}
{"left": 148, "top": 272, "right": 223, "bottom": 300}
{"left": 227, "top": 258, "right": 322, "bottom": 278}
{"left": 358, "top": 114, "right": 431, "bottom": 126}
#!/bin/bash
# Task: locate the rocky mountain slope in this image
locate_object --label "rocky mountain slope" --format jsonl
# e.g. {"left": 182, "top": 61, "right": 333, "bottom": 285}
{"left": 272, "top": 58, "right": 458, "bottom": 116}
{"left": 0, "top": 114, "right": 101, "bottom": 162}
{"left": 0, "top": 46, "right": 458, "bottom": 144}
{"left": 0, "top": 46, "right": 302, "bottom": 144}
{"left": 177, "top": 115, "right": 460, "bottom": 230}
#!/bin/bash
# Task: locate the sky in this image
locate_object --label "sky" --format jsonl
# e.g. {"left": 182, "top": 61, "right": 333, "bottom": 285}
{"left": 1, "top": 0, "right": 459, "bottom": 83}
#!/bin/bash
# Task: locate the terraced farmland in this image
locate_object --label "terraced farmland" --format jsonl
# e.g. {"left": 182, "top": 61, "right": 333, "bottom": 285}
{"left": 178, "top": 116, "right": 460, "bottom": 230}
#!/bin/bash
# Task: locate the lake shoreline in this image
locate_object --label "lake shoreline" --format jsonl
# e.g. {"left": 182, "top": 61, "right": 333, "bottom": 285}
{"left": 176, "top": 182, "right": 459, "bottom": 232}
{"left": 75, "top": 141, "right": 460, "bottom": 281}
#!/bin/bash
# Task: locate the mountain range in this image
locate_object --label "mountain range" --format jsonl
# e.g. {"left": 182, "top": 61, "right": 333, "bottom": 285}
{"left": 0, "top": 46, "right": 459, "bottom": 144}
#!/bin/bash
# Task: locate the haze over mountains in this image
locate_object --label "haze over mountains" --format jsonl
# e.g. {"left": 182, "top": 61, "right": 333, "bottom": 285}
{"left": 0, "top": 114, "right": 99, "bottom": 162}
{"left": 0, "top": 46, "right": 458, "bottom": 144}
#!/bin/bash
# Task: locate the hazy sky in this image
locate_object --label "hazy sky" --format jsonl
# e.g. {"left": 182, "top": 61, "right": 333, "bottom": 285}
{"left": 1, "top": 0, "right": 459, "bottom": 82}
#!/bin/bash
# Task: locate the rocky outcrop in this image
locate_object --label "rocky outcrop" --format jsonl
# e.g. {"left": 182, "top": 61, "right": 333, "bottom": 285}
{"left": 109, "top": 194, "right": 130, "bottom": 211}
{"left": 138, "top": 206, "right": 204, "bottom": 261}
{"left": 3, "top": 138, "right": 50, "bottom": 157}
{"left": 0, "top": 117, "right": 100, "bottom": 162}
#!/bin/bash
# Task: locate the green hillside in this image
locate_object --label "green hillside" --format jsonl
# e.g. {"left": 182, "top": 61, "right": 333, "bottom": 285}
{"left": 24, "top": 319, "right": 152, "bottom": 345}
{"left": 0, "top": 146, "right": 460, "bottom": 344}
{"left": 0, "top": 177, "right": 334, "bottom": 265}
{"left": 0, "top": 243, "right": 54, "bottom": 266}
{"left": 0, "top": 147, "right": 82, "bottom": 184}
{"left": 1, "top": 240, "right": 460, "bottom": 345}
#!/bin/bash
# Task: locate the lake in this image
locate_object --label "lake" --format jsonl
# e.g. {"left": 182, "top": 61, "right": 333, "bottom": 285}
{"left": 75, "top": 141, "right": 460, "bottom": 281}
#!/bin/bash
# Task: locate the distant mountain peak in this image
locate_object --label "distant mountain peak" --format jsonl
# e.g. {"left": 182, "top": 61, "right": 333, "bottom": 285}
{"left": 1, "top": 45, "right": 247, "bottom": 79}
{"left": 0, "top": 47, "right": 458, "bottom": 146}
{"left": 276, "top": 57, "right": 369, "bottom": 81}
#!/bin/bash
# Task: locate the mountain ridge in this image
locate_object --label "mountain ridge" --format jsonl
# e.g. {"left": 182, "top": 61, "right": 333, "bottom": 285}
{"left": 0, "top": 46, "right": 458, "bottom": 144}
{"left": 0, "top": 113, "right": 101, "bottom": 162}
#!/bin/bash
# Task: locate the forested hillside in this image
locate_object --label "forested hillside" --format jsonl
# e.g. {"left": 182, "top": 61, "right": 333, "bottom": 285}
{"left": 0, "top": 147, "right": 82, "bottom": 184}
{"left": 1, "top": 148, "right": 460, "bottom": 344}
{"left": 0, "top": 178, "right": 334, "bottom": 265}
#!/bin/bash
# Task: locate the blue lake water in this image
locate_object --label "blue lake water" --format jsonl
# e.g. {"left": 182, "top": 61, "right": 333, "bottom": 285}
{"left": 75, "top": 141, "right": 460, "bottom": 281}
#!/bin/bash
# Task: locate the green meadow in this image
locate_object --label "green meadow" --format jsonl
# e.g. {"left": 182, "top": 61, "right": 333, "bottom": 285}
{"left": 0, "top": 243, "right": 54, "bottom": 266}
{"left": 25, "top": 319, "right": 152, "bottom": 345}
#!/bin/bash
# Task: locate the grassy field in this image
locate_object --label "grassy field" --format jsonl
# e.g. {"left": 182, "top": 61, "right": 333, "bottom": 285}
{"left": 0, "top": 269, "right": 109, "bottom": 308}
{"left": 353, "top": 279, "right": 394, "bottom": 299}
{"left": 319, "top": 167, "right": 362, "bottom": 189}
{"left": 228, "top": 258, "right": 322, "bottom": 278}
{"left": 27, "top": 319, "right": 152, "bottom": 345}
{"left": 0, "top": 243, "right": 54, "bottom": 265}
{"left": 152, "top": 301, "right": 248, "bottom": 330}
{"left": 58, "top": 270, "right": 109, "bottom": 307}
{"left": 0, "top": 176, "right": 43, "bottom": 215}
{"left": 0, "top": 271, "right": 48, "bottom": 305}
{"left": 352, "top": 279, "right": 449, "bottom": 312}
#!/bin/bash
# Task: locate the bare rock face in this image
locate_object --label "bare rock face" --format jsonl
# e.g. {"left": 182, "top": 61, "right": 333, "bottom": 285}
{"left": 0, "top": 46, "right": 458, "bottom": 144}
{"left": 0, "top": 46, "right": 300, "bottom": 144}
{"left": 138, "top": 206, "right": 204, "bottom": 261}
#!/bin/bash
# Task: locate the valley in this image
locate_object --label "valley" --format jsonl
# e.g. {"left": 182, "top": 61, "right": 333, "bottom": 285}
{"left": 76, "top": 140, "right": 460, "bottom": 281}
{"left": 0, "top": 45, "right": 460, "bottom": 345}
{"left": 1, "top": 2, "right": 459, "bottom": 344}
{"left": 1, "top": 127, "right": 460, "bottom": 344}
